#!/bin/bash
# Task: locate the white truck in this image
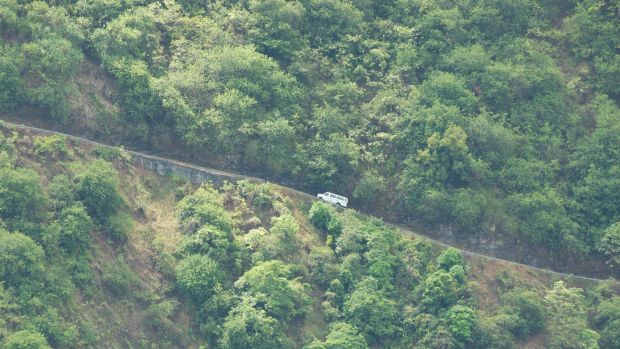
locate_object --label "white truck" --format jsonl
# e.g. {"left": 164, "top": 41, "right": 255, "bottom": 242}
{"left": 317, "top": 192, "right": 348, "bottom": 207}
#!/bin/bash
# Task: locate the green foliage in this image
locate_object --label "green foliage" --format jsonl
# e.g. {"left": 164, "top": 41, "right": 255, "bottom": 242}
{"left": 234, "top": 260, "right": 309, "bottom": 321}
{"left": 437, "top": 248, "right": 465, "bottom": 271}
{"left": 33, "top": 135, "right": 68, "bottom": 159}
{"left": 352, "top": 170, "right": 385, "bottom": 203}
{"left": 343, "top": 277, "right": 398, "bottom": 340}
{"left": 0, "top": 231, "right": 45, "bottom": 294}
{"left": 305, "top": 322, "right": 368, "bottom": 349}
{"left": 218, "top": 296, "right": 289, "bottom": 349}
{"left": 0, "top": 44, "right": 24, "bottom": 111}
{"left": 102, "top": 257, "right": 139, "bottom": 298}
{"left": 445, "top": 305, "right": 477, "bottom": 348}
{"left": 307, "top": 246, "right": 337, "bottom": 287}
{"left": 545, "top": 281, "right": 600, "bottom": 349}
{"left": 177, "top": 184, "right": 232, "bottom": 234}
{"left": 175, "top": 254, "right": 222, "bottom": 303}
{"left": 500, "top": 290, "right": 545, "bottom": 338}
{"left": 180, "top": 224, "right": 233, "bottom": 264}
{"left": 309, "top": 201, "right": 333, "bottom": 232}
{"left": 418, "top": 270, "right": 458, "bottom": 314}
{"left": 76, "top": 159, "right": 123, "bottom": 224}
{"left": 58, "top": 203, "right": 93, "bottom": 254}
{"left": 0, "top": 167, "right": 46, "bottom": 228}
{"left": 3, "top": 330, "right": 51, "bottom": 349}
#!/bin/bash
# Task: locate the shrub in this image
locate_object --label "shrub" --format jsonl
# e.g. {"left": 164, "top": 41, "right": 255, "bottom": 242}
{"left": 176, "top": 184, "right": 232, "bottom": 234}
{"left": 419, "top": 270, "right": 459, "bottom": 313}
{"left": 175, "top": 254, "right": 222, "bottom": 303}
{"left": 58, "top": 203, "right": 92, "bottom": 253}
{"left": 234, "top": 260, "right": 310, "bottom": 321}
{"left": 218, "top": 296, "right": 288, "bottom": 349}
{"left": 305, "top": 322, "right": 368, "bottom": 349}
{"left": 599, "top": 222, "right": 620, "bottom": 264}
{"left": 77, "top": 159, "right": 123, "bottom": 224}
{"left": 309, "top": 201, "right": 332, "bottom": 231}
{"left": 33, "top": 135, "right": 68, "bottom": 158}
{"left": 0, "top": 231, "right": 45, "bottom": 293}
{"left": 344, "top": 277, "right": 398, "bottom": 340}
{"left": 92, "top": 146, "right": 130, "bottom": 162}
{"left": 437, "top": 248, "right": 465, "bottom": 271}
{"left": 500, "top": 290, "right": 545, "bottom": 338}
{"left": 0, "top": 167, "right": 46, "bottom": 226}
{"left": 445, "top": 305, "right": 477, "bottom": 348}
{"left": 106, "top": 212, "right": 132, "bottom": 241}
{"left": 3, "top": 330, "right": 51, "bottom": 349}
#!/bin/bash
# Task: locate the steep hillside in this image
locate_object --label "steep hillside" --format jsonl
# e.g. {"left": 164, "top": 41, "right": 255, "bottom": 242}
{"left": 1, "top": 120, "right": 619, "bottom": 349}
{"left": 1, "top": 0, "right": 619, "bottom": 272}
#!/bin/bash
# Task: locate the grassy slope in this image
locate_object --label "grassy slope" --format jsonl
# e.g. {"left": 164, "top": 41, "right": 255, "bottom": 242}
{"left": 5, "top": 123, "right": 617, "bottom": 348}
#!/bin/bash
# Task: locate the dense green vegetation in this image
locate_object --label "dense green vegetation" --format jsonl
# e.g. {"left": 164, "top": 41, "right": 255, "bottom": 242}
{"left": 1, "top": 127, "right": 619, "bottom": 348}
{"left": 1, "top": 0, "right": 619, "bottom": 262}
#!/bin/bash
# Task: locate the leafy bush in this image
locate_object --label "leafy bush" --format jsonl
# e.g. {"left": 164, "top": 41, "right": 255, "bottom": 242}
{"left": 176, "top": 184, "right": 232, "bottom": 234}
{"left": 309, "top": 201, "right": 332, "bottom": 232}
{"left": 305, "top": 322, "right": 368, "bottom": 349}
{"left": 76, "top": 159, "right": 123, "bottom": 224}
{"left": 437, "top": 248, "right": 465, "bottom": 271}
{"left": 344, "top": 277, "right": 398, "bottom": 340}
{"left": 445, "top": 305, "right": 477, "bottom": 348}
{"left": 500, "top": 290, "right": 545, "bottom": 338}
{"left": 234, "top": 261, "right": 309, "bottom": 321}
{"left": 0, "top": 167, "right": 46, "bottom": 227}
{"left": 3, "top": 330, "right": 51, "bottom": 349}
{"left": 33, "top": 135, "right": 68, "bottom": 158}
{"left": 58, "top": 203, "right": 93, "bottom": 253}
{"left": 218, "top": 296, "right": 288, "bottom": 349}
{"left": 106, "top": 212, "right": 132, "bottom": 241}
{"left": 599, "top": 222, "right": 620, "bottom": 264}
{"left": 175, "top": 254, "right": 222, "bottom": 303}
{"left": 0, "top": 231, "right": 45, "bottom": 294}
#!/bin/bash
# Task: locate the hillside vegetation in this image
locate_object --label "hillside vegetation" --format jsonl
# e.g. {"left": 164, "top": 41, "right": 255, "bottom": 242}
{"left": 1, "top": 0, "right": 619, "bottom": 265}
{"left": 1, "top": 123, "right": 619, "bottom": 348}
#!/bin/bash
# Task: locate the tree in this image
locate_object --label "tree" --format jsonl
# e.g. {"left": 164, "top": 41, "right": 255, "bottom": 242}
{"left": 437, "top": 248, "right": 465, "bottom": 271}
{"left": 76, "top": 159, "right": 123, "bottom": 224}
{"left": 500, "top": 290, "right": 545, "bottom": 338}
{"left": 419, "top": 270, "right": 459, "bottom": 313}
{"left": 0, "top": 44, "right": 24, "bottom": 111}
{"left": 352, "top": 170, "right": 386, "bottom": 203}
{"left": 594, "top": 297, "right": 620, "bottom": 349}
{"left": 176, "top": 184, "right": 232, "bottom": 234}
{"left": 179, "top": 224, "right": 233, "bottom": 264}
{"left": 419, "top": 72, "right": 477, "bottom": 115}
{"left": 545, "top": 281, "right": 600, "bottom": 349}
{"left": 0, "top": 167, "right": 46, "bottom": 228}
{"left": 304, "top": 322, "right": 368, "bottom": 349}
{"left": 218, "top": 296, "right": 288, "bottom": 349}
{"left": 572, "top": 96, "right": 620, "bottom": 231}
{"left": 247, "top": 0, "right": 305, "bottom": 62}
{"left": 598, "top": 222, "right": 620, "bottom": 265}
{"left": 507, "top": 189, "right": 579, "bottom": 249}
{"left": 308, "top": 246, "right": 338, "bottom": 287}
{"left": 0, "top": 231, "right": 45, "bottom": 294}
{"left": 308, "top": 201, "right": 333, "bottom": 232}
{"left": 234, "top": 261, "right": 309, "bottom": 321}
{"left": 343, "top": 277, "right": 398, "bottom": 340}
{"left": 3, "top": 330, "right": 51, "bottom": 349}
{"left": 175, "top": 254, "right": 223, "bottom": 303}
{"left": 445, "top": 305, "right": 477, "bottom": 348}
{"left": 58, "top": 204, "right": 93, "bottom": 254}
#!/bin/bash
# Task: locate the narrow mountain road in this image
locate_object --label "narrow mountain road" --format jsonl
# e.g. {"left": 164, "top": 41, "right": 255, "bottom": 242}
{"left": 2, "top": 119, "right": 613, "bottom": 284}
